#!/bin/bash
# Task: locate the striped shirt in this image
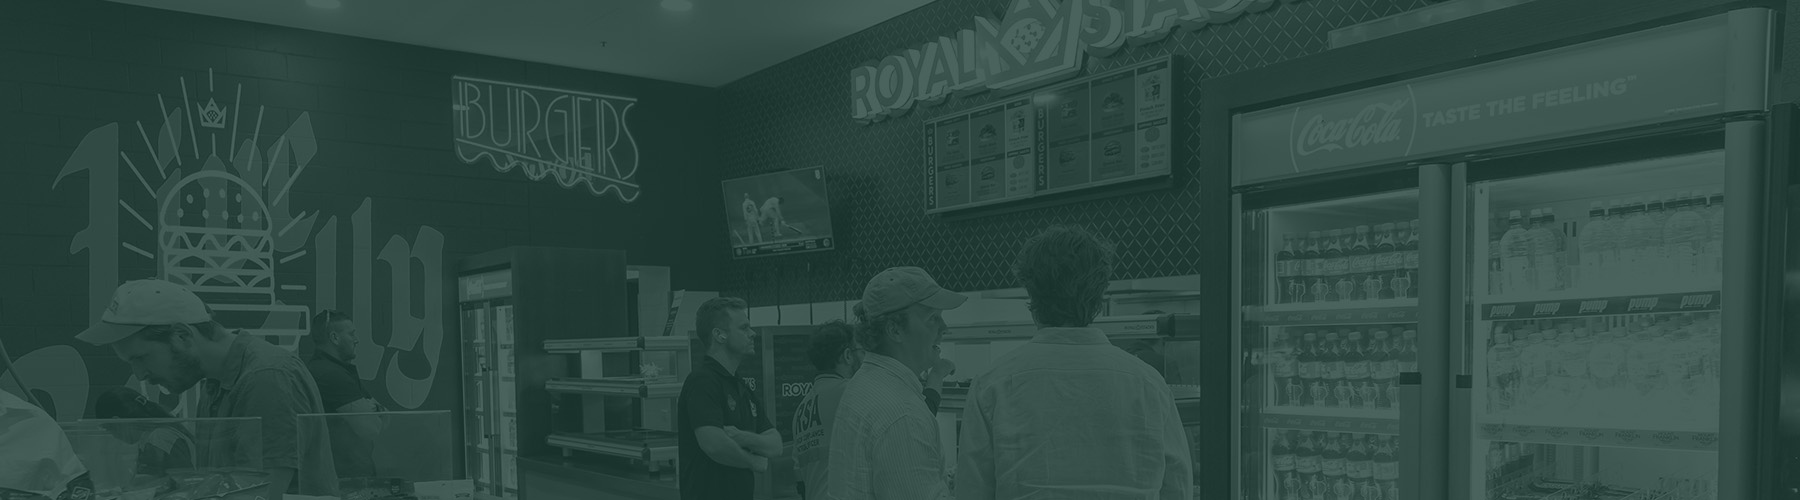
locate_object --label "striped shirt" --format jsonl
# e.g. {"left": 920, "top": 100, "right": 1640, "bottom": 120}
{"left": 956, "top": 327, "right": 1194, "bottom": 500}
{"left": 823, "top": 353, "right": 952, "bottom": 500}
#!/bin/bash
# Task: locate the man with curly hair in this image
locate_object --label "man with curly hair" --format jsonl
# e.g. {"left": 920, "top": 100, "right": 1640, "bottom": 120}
{"left": 956, "top": 226, "right": 1193, "bottom": 500}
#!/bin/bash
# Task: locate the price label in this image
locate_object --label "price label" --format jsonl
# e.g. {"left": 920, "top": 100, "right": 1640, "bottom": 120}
{"left": 1679, "top": 294, "right": 1714, "bottom": 309}
{"left": 1488, "top": 305, "right": 1516, "bottom": 319}
{"left": 1694, "top": 433, "right": 1718, "bottom": 448}
{"left": 1615, "top": 430, "right": 1640, "bottom": 443}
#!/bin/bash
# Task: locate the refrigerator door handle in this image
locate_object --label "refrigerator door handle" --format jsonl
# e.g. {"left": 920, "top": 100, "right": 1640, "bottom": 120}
{"left": 1399, "top": 372, "right": 1422, "bottom": 500}
{"left": 1451, "top": 375, "right": 1473, "bottom": 500}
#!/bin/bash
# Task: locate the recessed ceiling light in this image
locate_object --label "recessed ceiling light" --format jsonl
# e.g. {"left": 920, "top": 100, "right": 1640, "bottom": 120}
{"left": 307, "top": 0, "right": 342, "bottom": 9}
{"left": 661, "top": 0, "right": 694, "bottom": 12}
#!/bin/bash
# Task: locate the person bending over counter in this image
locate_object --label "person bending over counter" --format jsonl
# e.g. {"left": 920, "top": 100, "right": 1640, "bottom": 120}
{"left": 75, "top": 279, "right": 339, "bottom": 497}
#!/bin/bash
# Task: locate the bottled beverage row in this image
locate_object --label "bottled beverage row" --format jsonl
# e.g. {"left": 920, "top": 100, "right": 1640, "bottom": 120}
{"left": 1484, "top": 313, "right": 1720, "bottom": 424}
{"left": 1270, "top": 430, "right": 1400, "bottom": 500}
{"left": 1484, "top": 451, "right": 1715, "bottom": 500}
{"left": 1482, "top": 441, "right": 1551, "bottom": 491}
{"left": 1273, "top": 220, "right": 1420, "bottom": 305}
{"left": 1488, "top": 189, "right": 1725, "bottom": 297}
{"left": 1268, "top": 327, "right": 1419, "bottom": 410}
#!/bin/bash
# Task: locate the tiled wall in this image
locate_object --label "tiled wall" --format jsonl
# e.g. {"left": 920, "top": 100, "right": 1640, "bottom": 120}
{"left": 716, "top": 0, "right": 1436, "bottom": 310}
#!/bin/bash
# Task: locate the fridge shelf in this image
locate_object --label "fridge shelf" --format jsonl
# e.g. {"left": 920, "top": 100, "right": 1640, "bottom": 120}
{"left": 1260, "top": 408, "right": 1400, "bottom": 435}
{"left": 546, "top": 377, "right": 684, "bottom": 398}
{"left": 546, "top": 430, "right": 680, "bottom": 462}
{"left": 1246, "top": 299, "right": 1419, "bottom": 325}
{"left": 1477, "top": 290, "right": 1720, "bottom": 320}
{"left": 543, "top": 337, "right": 691, "bottom": 353}
{"left": 1477, "top": 422, "right": 1718, "bottom": 451}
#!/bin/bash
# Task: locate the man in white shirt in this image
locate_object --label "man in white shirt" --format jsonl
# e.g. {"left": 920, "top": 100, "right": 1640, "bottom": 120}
{"left": 957, "top": 226, "right": 1194, "bottom": 500}
{"left": 824, "top": 267, "right": 967, "bottom": 500}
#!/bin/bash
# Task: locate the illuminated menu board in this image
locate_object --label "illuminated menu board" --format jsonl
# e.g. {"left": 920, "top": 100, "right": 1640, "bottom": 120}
{"left": 925, "top": 97, "right": 1037, "bottom": 213}
{"left": 1037, "top": 56, "right": 1173, "bottom": 195}
{"left": 923, "top": 56, "right": 1175, "bottom": 214}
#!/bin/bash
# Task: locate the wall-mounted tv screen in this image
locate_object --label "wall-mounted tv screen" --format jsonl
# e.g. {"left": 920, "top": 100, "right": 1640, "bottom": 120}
{"left": 722, "top": 166, "right": 835, "bottom": 258}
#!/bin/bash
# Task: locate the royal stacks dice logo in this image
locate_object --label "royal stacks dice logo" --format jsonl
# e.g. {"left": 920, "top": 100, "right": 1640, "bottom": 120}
{"left": 30, "top": 69, "right": 450, "bottom": 418}
{"left": 984, "top": 0, "right": 1086, "bottom": 92}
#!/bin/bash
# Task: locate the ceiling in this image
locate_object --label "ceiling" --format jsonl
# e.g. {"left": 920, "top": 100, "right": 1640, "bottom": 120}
{"left": 106, "top": 0, "right": 937, "bottom": 88}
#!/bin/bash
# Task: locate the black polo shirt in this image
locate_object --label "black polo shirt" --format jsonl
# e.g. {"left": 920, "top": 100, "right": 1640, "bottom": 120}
{"left": 677, "top": 356, "right": 773, "bottom": 500}
{"left": 306, "top": 351, "right": 370, "bottom": 411}
{"left": 305, "top": 351, "right": 376, "bottom": 479}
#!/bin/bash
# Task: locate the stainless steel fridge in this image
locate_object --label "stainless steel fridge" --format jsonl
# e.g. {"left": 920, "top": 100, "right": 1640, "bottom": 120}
{"left": 1221, "top": 8, "right": 1776, "bottom": 500}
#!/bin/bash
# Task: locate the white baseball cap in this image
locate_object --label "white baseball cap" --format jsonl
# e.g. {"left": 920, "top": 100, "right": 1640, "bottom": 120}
{"left": 76, "top": 279, "right": 212, "bottom": 345}
{"left": 858, "top": 267, "right": 967, "bottom": 317}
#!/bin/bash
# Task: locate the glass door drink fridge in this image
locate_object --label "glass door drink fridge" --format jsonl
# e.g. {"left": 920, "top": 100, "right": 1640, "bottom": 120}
{"left": 1447, "top": 13, "right": 1775, "bottom": 500}
{"left": 1218, "top": 7, "right": 1777, "bottom": 500}
{"left": 1237, "top": 184, "right": 1422, "bottom": 500}
{"left": 1464, "top": 151, "right": 1731, "bottom": 500}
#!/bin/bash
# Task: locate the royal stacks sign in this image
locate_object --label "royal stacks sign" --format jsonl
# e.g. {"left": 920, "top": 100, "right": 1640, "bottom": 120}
{"left": 452, "top": 77, "right": 642, "bottom": 202}
{"left": 851, "top": 0, "right": 1299, "bottom": 123}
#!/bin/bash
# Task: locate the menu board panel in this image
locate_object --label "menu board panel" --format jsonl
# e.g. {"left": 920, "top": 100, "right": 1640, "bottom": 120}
{"left": 1038, "top": 57, "right": 1174, "bottom": 195}
{"left": 926, "top": 97, "right": 1037, "bottom": 212}
{"left": 924, "top": 56, "right": 1175, "bottom": 214}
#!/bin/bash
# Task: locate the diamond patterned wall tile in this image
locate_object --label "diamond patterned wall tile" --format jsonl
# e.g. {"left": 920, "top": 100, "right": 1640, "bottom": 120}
{"left": 719, "top": 0, "right": 1432, "bottom": 306}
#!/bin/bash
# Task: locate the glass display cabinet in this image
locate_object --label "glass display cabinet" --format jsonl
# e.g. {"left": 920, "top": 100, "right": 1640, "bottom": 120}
{"left": 58, "top": 417, "right": 262, "bottom": 500}
{"left": 298, "top": 410, "right": 456, "bottom": 499}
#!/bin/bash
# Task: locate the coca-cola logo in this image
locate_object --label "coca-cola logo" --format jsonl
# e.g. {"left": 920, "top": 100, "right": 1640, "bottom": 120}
{"left": 1295, "top": 99, "right": 1412, "bottom": 157}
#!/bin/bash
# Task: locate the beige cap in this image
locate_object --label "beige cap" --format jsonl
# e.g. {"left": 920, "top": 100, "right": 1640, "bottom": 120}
{"left": 76, "top": 279, "right": 212, "bottom": 345}
{"left": 858, "top": 267, "right": 967, "bottom": 317}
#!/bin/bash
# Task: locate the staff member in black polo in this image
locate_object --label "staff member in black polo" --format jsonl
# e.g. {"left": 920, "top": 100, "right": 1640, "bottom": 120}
{"left": 677, "top": 297, "right": 782, "bottom": 500}
{"left": 305, "top": 309, "right": 384, "bottom": 480}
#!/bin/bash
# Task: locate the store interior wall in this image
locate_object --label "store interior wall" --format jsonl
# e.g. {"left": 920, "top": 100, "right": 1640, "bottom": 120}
{"left": 714, "top": 0, "right": 1436, "bottom": 323}
{"left": 0, "top": 0, "right": 726, "bottom": 432}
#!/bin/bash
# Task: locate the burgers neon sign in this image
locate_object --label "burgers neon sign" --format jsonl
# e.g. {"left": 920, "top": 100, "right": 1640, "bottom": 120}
{"left": 850, "top": 0, "right": 1298, "bottom": 123}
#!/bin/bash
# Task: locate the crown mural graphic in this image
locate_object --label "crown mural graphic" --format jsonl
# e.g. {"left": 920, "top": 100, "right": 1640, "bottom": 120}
{"left": 56, "top": 69, "right": 320, "bottom": 350}
{"left": 41, "top": 68, "right": 451, "bottom": 417}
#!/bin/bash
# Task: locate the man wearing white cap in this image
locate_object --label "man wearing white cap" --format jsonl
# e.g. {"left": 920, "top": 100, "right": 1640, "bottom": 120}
{"left": 75, "top": 279, "right": 338, "bottom": 497}
{"left": 822, "top": 267, "right": 966, "bottom": 500}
